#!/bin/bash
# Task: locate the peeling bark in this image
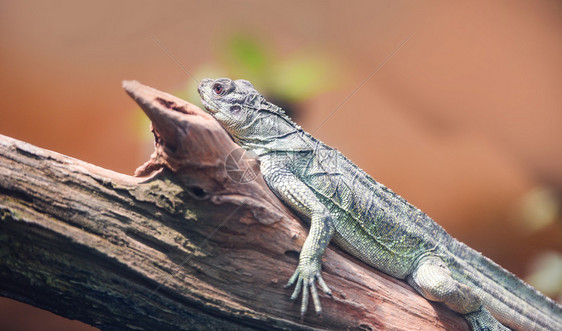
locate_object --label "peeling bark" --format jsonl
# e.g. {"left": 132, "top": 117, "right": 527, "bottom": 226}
{"left": 0, "top": 81, "right": 468, "bottom": 330}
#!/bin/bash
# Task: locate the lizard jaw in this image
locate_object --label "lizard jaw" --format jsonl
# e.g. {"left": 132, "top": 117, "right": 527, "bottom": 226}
{"left": 201, "top": 99, "right": 218, "bottom": 114}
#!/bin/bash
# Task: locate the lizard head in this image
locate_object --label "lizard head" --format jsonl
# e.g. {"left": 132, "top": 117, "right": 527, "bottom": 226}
{"left": 197, "top": 78, "right": 275, "bottom": 143}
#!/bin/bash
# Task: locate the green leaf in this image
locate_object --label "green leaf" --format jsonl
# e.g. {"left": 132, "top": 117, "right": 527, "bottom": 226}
{"left": 272, "top": 54, "right": 336, "bottom": 102}
{"left": 226, "top": 35, "right": 268, "bottom": 76}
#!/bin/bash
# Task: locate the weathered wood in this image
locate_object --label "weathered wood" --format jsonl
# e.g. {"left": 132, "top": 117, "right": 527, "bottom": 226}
{"left": 0, "top": 81, "right": 468, "bottom": 330}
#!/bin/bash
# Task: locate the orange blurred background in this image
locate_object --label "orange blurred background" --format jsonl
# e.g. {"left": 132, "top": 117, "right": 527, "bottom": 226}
{"left": 1, "top": 1, "right": 561, "bottom": 329}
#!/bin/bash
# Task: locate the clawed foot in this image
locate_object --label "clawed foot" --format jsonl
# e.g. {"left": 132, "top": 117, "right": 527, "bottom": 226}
{"left": 464, "top": 308, "right": 511, "bottom": 331}
{"left": 285, "top": 261, "right": 332, "bottom": 316}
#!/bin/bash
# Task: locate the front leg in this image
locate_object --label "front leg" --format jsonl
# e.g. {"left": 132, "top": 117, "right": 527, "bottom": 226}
{"left": 264, "top": 166, "right": 335, "bottom": 316}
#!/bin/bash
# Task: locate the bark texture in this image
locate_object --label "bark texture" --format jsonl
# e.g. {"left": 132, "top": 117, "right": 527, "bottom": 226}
{"left": 0, "top": 81, "right": 468, "bottom": 330}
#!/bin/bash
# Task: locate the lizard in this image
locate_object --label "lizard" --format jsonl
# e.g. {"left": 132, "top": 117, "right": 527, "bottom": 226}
{"left": 197, "top": 77, "right": 562, "bottom": 331}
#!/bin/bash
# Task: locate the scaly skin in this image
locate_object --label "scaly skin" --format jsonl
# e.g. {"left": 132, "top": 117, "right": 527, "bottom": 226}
{"left": 198, "top": 78, "right": 562, "bottom": 330}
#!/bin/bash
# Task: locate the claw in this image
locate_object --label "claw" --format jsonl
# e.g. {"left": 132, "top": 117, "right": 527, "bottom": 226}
{"left": 310, "top": 279, "right": 322, "bottom": 314}
{"left": 286, "top": 269, "right": 298, "bottom": 288}
{"left": 286, "top": 264, "right": 333, "bottom": 318}
{"left": 291, "top": 277, "right": 302, "bottom": 300}
{"left": 301, "top": 278, "right": 309, "bottom": 314}
{"left": 317, "top": 274, "right": 332, "bottom": 297}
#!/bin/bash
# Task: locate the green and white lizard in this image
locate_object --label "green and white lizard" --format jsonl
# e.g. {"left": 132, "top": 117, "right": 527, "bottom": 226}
{"left": 197, "top": 77, "right": 561, "bottom": 331}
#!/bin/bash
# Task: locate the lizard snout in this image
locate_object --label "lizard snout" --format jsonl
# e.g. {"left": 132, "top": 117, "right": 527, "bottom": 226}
{"left": 197, "top": 78, "right": 212, "bottom": 96}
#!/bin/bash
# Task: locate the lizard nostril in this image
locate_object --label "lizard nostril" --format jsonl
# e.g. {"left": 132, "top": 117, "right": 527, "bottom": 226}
{"left": 197, "top": 79, "right": 212, "bottom": 95}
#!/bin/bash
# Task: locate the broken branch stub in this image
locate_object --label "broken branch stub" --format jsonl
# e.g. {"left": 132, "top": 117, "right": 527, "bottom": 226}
{"left": 0, "top": 81, "right": 469, "bottom": 330}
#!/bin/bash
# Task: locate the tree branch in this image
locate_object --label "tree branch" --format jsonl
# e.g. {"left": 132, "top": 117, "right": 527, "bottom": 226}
{"left": 0, "top": 81, "right": 468, "bottom": 330}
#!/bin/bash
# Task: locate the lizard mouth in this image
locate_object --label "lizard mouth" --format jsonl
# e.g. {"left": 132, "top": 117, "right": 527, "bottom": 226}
{"left": 201, "top": 99, "right": 218, "bottom": 114}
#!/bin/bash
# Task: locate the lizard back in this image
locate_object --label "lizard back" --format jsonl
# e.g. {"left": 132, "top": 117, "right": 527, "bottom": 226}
{"left": 260, "top": 131, "right": 447, "bottom": 278}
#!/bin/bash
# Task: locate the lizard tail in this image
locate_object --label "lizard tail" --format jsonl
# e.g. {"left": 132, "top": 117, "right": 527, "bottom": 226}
{"left": 447, "top": 240, "right": 562, "bottom": 331}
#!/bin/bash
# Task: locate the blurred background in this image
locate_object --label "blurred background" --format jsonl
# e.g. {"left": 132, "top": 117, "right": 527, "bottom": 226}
{"left": 1, "top": 1, "right": 561, "bottom": 329}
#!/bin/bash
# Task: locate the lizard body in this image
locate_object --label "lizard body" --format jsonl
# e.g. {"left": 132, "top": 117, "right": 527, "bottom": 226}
{"left": 198, "top": 78, "right": 562, "bottom": 330}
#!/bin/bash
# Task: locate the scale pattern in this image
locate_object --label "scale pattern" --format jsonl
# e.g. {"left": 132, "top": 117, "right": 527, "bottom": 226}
{"left": 198, "top": 78, "right": 562, "bottom": 331}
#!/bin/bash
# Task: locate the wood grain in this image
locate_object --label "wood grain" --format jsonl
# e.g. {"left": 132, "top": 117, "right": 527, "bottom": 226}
{"left": 0, "top": 81, "right": 468, "bottom": 330}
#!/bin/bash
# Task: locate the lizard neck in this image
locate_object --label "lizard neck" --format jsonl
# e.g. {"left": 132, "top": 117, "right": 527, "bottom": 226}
{"left": 237, "top": 108, "right": 315, "bottom": 156}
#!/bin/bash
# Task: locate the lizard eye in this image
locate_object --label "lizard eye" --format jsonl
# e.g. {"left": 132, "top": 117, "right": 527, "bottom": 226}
{"left": 213, "top": 83, "right": 224, "bottom": 95}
